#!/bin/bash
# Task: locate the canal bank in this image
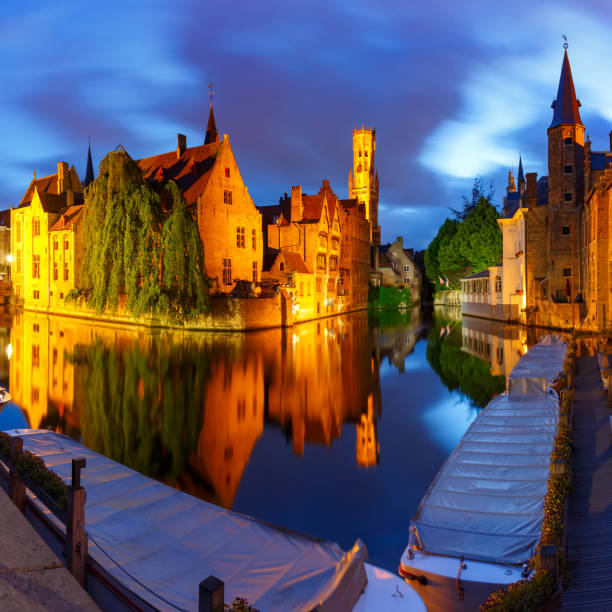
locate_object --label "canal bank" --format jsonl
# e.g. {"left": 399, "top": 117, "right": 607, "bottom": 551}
{"left": 0, "top": 485, "right": 98, "bottom": 611}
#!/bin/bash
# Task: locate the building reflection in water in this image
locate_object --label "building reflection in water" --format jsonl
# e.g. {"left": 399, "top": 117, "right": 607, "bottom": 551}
{"left": 8, "top": 310, "right": 382, "bottom": 508}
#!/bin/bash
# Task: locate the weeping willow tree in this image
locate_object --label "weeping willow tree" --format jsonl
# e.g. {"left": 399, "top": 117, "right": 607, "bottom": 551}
{"left": 80, "top": 149, "right": 209, "bottom": 322}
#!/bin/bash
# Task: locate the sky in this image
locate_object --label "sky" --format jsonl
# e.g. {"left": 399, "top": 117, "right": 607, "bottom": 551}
{"left": 2, "top": 0, "right": 612, "bottom": 250}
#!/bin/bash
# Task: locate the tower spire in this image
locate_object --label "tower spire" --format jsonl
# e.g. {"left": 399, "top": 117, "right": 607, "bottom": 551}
{"left": 550, "top": 48, "right": 582, "bottom": 128}
{"left": 83, "top": 136, "right": 94, "bottom": 188}
{"left": 205, "top": 82, "right": 219, "bottom": 145}
{"left": 517, "top": 155, "right": 525, "bottom": 195}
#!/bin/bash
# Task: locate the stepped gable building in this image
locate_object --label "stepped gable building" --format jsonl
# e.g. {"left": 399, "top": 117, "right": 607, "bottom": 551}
{"left": 371, "top": 236, "right": 421, "bottom": 304}
{"left": 463, "top": 48, "right": 612, "bottom": 330}
{"left": 259, "top": 178, "right": 370, "bottom": 320}
{"left": 136, "top": 101, "right": 263, "bottom": 294}
{"left": 11, "top": 162, "right": 85, "bottom": 310}
{"left": 349, "top": 126, "right": 380, "bottom": 245}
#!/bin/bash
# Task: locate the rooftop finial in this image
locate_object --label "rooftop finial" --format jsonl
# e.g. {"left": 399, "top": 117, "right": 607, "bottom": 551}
{"left": 562, "top": 34, "right": 568, "bottom": 50}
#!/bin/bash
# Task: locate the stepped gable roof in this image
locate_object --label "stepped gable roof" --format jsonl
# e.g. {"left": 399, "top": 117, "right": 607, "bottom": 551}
{"left": 0, "top": 209, "right": 10, "bottom": 227}
{"left": 49, "top": 205, "right": 84, "bottom": 232}
{"left": 550, "top": 50, "right": 583, "bottom": 128}
{"left": 20, "top": 174, "right": 58, "bottom": 206}
{"left": 137, "top": 141, "right": 224, "bottom": 206}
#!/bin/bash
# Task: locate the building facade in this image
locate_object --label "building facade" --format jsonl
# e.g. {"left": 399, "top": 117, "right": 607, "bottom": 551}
{"left": 371, "top": 237, "right": 422, "bottom": 304}
{"left": 11, "top": 162, "right": 84, "bottom": 310}
{"left": 137, "top": 108, "right": 263, "bottom": 295}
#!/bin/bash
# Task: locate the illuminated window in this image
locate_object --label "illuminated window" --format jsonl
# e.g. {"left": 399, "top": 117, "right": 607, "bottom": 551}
{"left": 222, "top": 258, "right": 232, "bottom": 285}
{"left": 63, "top": 261, "right": 69, "bottom": 281}
{"left": 307, "top": 282, "right": 311, "bottom": 296}
{"left": 319, "top": 234, "right": 328, "bottom": 249}
{"left": 329, "top": 256, "right": 338, "bottom": 271}
{"left": 16, "top": 250, "right": 21, "bottom": 274}
{"left": 53, "top": 262, "right": 58, "bottom": 281}
{"left": 33, "top": 289, "right": 40, "bottom": 299}
{"left": 64, "top": 237, "right": 69, "bottom": 250}
{"left": 316, "top": 277, "right": 322, "bottom": 292}
{"left": 32, "top": 345, "right": 40, "bottom": 368}
{"left": 279, "top": 262, "right": 284, "bottom": 271}
{"left": 331, "top": 237, "right": 339, "bottom": 251}
{"left": 236, "top": 227, "right": 245, "bottom": 248}
{"left": 252, "top": 261, "right": 257, "bottom": 283}
{"left": 32, "top": 254, "right": 40, "bottom": 279}
{"left": 252, "top": 229, "right": 256, "bottom": 250}
{"left": 225, "top": 167, "right": 230, "bottom": 178}
{"left": 300, "top": 282, "right": 304, "bottom": 297}
{"left": 33, "top": 218, "right": 40, "bottom": 236}
{"left": 224, "top": 190, "right": 233, "bottom": 205}
{"left": 53, "top": 238, "right": 58, "bottom": 250}
{"left": 16, "top": 219, "right": 21, "bottom": 242}
{"left": 317, "top": 253, "right": 326, "bottom": 270}
{"left": 338, "top": 270, "right": 344, "bottom": 286}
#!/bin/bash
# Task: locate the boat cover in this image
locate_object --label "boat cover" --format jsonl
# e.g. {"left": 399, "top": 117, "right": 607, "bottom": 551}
{"left": 409, "top": 337, "right": 565, "bottom": 565}
{"left": 9, "top": 430, "right": 367, "bottom": 612}
{"left": 508, "top": 335, "right": 567, "bottom": 396}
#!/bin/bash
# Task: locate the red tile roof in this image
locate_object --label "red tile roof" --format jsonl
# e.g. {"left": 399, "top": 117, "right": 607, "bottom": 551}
{"left": 20, "top": 174, "right": 58, "bottom": 206}
{"left": 137, "top": 141, "right": 224, "bottom": 205}
{"left": 49, "top": 205, "right": 84, "bottom": 232}
{"left": 281, "top": 252, "right": 311, "bottom": 274}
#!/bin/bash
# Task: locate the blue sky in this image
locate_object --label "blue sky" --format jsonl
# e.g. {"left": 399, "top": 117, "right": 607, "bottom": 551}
{"left": 2, "top": 0, "right": 612, "bottom": 249}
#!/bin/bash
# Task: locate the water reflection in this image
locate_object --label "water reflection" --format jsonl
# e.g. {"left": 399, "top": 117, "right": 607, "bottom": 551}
{"left": 9, "top": 311, "right": 383, "bottom": 508}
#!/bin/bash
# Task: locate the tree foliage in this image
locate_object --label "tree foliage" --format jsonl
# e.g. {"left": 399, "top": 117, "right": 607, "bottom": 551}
{"left": 80, "top": 149, "right": 209, "bottom": 322}
{"left": 424, "top": 179, "right": 501, "bottom": 289}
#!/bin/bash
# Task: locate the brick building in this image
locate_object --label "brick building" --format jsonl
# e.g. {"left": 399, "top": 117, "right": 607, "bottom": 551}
{"left": 137, "top": 103, "right": 263, "bottom": 294}
{"left": 260, "top": 179, "right": 369, "bottom": 321}
{"left": 464, "top": 49, "right": 612, "bottom": 331}
{"left": 371, "top": 236, "right": 422, "bottom": 304}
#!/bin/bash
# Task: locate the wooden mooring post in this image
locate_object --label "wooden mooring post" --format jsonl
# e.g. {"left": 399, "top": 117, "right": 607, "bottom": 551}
{"left": 537, "top": 545, "right": 558, "bottom": 586}
{"left": 199, "top": 575, "right": 224, "bottom": 612}
{"left": 8, "top": 437, "right": 25, "bottom": 513}
{"left": 65, "top": 457, "right": 88, "bottom": 587}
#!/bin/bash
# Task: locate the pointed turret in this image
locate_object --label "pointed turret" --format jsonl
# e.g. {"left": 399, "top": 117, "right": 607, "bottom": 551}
{"left": 550, "top": 50, "right": 583, "bottom": 128}
{"left": 205, "top": 101, "right": 219, "bottom": 145}
{"left": 517, "top": 156, "right": 525, "bottom": 195}
{"left": 83, "top": 140, "right": 94, "bottom": 188}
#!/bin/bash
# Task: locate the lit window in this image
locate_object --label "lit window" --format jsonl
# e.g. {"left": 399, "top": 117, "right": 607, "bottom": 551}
{"left": 236, "top": 227, "right": 245, "bottom": 248}
{"left": 329, "top": 256, "right": 338, "bottom": 271}
{"left": 252, "top": 229, "right": 256, "bottom": 250}
{"left": 32, "top": 254, "right": 40, "bottom": 279}
{"left": 16, "top": 219, "right": 21, "bottom": 242}
{"left": 64, "top": 237, "right": 69, "bottom": 250}
{"left": 33, "top": 218, "right": 40, "bottom": 237}
{"left": 224, "top": 190, "right": 232, "bottom": 205}
{"left": 63, "top": 261, "right": 69, "bottom": 281}
{"left": 222, "top": 258, "right": 232, "bottom": 285}
{"left": 53, "top": 238, "right": 58, "bottom": 250}
{"left": 252, "top": 261, "right": 257, "bottom": 283}
{"left": 53, "top": 262, "right": 58, "bottom": 281}
{"left": 316, "top": 277, "right": 322, "bottom": 292}
{"left": 317, "top": 253, "right": 326, "bottom": 270}
{"left": 225, "top": 167, "right": 230, "bottom": 178}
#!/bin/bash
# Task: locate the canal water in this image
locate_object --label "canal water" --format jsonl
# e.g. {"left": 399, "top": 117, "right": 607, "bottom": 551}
{"left": 0, "top": 306, "right": 527, "bottom": 572}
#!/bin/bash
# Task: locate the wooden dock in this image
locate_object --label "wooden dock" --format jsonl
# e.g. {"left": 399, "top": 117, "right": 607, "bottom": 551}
{"left": 562, "top": 355, "right": 612, "bottom": 610}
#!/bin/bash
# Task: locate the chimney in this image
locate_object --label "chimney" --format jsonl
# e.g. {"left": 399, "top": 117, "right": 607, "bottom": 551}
{"left": 526, "top": 173, "right": 538, "bottom": 209}
{"left": 57, "top": 161, "right": 69, "bottom": 194}
{"left": 177, "top": 133, "right": 186, "bottom": 158}
{"left": 66, "top": 190, "right": 74, "bottom": 206}
{"left": 396, "top": 236, "right": 403, "bottom": 249}
{"left": 290, "top": 185, "right": 303, "bottom": 222}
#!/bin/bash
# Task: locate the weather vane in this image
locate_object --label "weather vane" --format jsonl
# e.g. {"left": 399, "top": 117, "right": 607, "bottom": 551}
{"left": 208, "top": 82, "right": 214, "bottom": 104}
{"left": 562, "top": 34, "right": 568, "bottom": 50}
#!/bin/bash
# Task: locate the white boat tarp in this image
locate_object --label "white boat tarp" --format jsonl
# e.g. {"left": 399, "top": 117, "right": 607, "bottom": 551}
{"left": 9, "top": 430, "right": 367, "bottom": 612}
{"left": 409, "top": 337, "right": 566, "bottom": 565}
{"left": 409, "top": 392, "right": 559, "bottom": 564}
{"left": 508, "top": 335, "right": 567, "bottom": 396}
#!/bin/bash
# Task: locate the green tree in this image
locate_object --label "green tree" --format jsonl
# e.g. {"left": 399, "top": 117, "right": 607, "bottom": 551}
{"left": 80, "top": 149, "right": 209, "bottom": 322}
{"left": 424, "top": 218, "right": 458, "bottom": 288}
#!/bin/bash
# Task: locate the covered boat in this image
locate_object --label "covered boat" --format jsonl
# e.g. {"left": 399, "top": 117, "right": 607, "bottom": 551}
{"left": 399, "top": 336, "right": 568, "bottom": 610}
{"left": 3, "top": 429, "right": 424, "bottom": 612}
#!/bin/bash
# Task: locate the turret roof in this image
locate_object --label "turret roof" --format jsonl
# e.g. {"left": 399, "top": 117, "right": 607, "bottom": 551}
{"left": 550, "top": 50, "right": 583, "bottom": 128}
{"left": 205, "top": 102, "right": 219, "bottom": 145}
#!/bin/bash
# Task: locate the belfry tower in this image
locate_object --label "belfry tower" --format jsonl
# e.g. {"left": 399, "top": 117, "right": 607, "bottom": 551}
{"left": 349, "top": 126, "right": 380, "bottom": 245}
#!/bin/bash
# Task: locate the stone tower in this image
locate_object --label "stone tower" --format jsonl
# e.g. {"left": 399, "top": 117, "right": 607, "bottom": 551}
{"left": 349, "top": 126, "right": 380, "bottom": 245}
{"left": 546, "top": 49, "right": 584, "bottom": 301}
